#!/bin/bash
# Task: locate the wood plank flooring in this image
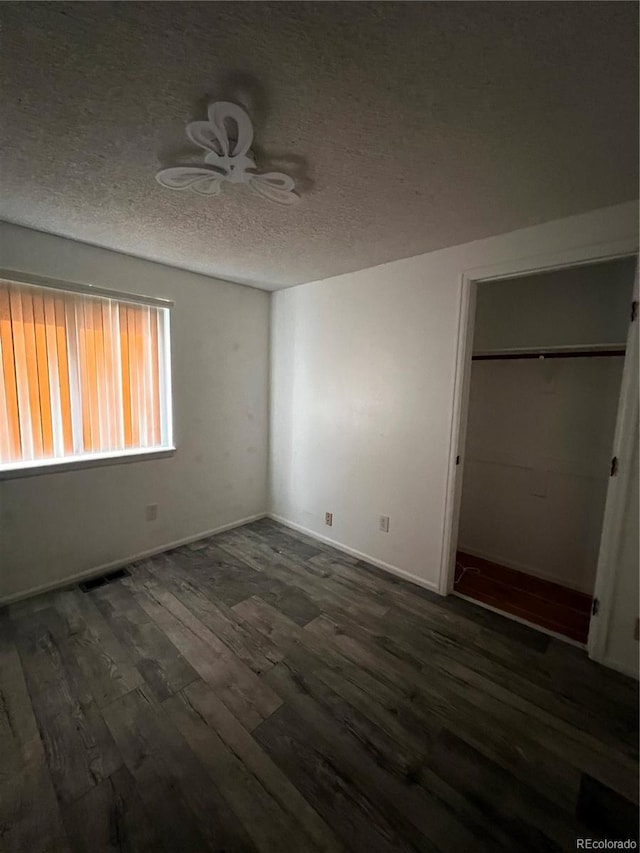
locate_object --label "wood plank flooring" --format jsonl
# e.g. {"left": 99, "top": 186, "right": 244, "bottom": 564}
{"left": 454, "top": 551, "right": 593, "bottom": 643}
{"left": 1, "top": 518, "right": 638, "bottom": 852}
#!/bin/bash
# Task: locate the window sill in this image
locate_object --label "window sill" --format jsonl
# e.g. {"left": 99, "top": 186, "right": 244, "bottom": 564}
{"left": 0, "top": 447, "right": 176, "bottom": 481}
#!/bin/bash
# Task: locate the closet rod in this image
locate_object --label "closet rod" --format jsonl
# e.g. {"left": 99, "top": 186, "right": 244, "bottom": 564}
{"left": 472, "top": 348, "right": 626, "bottom": 361}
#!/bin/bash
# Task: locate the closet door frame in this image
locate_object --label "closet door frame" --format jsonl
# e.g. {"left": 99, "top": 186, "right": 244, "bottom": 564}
{"left": 440, "top": 242, "right": 638, "bottom": 661}
{"left": 587, "top": 262, "right": 638, "bottom": 668}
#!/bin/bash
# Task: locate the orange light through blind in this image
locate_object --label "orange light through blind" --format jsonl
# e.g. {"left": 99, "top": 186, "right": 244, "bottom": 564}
{"left": 0, "top": 279, "right": 171, "bottom": 466}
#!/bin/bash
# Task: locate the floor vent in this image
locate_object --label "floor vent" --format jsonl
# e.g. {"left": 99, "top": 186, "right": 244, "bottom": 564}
{"left": 79, "top": 567, "right": 131, "bottom": 593}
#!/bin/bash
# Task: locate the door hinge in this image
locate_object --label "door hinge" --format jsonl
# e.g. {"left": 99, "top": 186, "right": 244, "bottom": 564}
{"left": 632, "top": 300, "right": 638, "bottom": 322}
{"left": 592, "top": 597, "right": 600, "bottom": 616}
{"left": 610, "top": 456, "right": 619, "bottom": 477}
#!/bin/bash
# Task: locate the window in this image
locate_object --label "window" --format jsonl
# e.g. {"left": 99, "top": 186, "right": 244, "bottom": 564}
{"left": 0, "top": 275, "right": 173, "bottom": 474}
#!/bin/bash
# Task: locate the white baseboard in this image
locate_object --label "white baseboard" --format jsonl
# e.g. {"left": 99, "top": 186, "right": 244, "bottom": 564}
{"left": 0, "top": 512, "right": 267, "bottom": 606}
{"left": 269, "top": 513, "right": 441, "bottom": 595}
{"left": 457, "top": 543, "right": 593, "bottom": 595}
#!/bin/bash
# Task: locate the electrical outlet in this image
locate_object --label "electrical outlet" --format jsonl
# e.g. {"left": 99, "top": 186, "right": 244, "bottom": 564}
{"left": 325, "top": 512, "right": 333, "bottom": 527}
{"left": 379, "top": 515, "right": 390, "bottom": 533}
{"left": 146, "top": 503, "right": 158, "bottom": 522}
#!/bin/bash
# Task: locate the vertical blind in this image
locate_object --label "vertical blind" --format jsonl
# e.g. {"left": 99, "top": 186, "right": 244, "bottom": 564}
{"left": 0, "top": 278, "right": 172, "bottom": 467}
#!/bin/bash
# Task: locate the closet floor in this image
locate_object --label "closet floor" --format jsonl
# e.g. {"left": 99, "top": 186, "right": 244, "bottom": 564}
{"left": 454, "top": 551, "right": 593, "bottom": 644}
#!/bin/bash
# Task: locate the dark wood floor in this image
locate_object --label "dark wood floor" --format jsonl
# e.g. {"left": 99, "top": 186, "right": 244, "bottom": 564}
{"left": 1, "top": 518, "right": 638, "bottom": 853}
{"left": 454, "top": 551, "right": 593, "bottom": 644}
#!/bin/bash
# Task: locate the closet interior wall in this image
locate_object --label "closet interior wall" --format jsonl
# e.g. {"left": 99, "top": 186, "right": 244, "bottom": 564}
{"left": 457, "top": 257, "right": 636, "bottom": 594}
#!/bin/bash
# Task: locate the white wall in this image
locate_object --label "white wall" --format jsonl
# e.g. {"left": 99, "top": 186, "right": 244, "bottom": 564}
{"left": 0, "top": 223, "right": 270, "bottom": 601}
{"left": 270, "top": 201, "right": 638, "bottom": 601}
{"left": 473, "top": 257, "right": 634, "bottom": 352}
{"left": 458, "top": 357, "right": 624, "bottom": 592}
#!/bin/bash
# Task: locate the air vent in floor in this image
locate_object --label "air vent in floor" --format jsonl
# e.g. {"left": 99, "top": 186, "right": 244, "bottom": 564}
{"left": 79, "top": 567, "right": 131, "bottom": 593}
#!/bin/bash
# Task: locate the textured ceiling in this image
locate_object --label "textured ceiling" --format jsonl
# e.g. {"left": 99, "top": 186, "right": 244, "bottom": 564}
{"left": 0, "top": 2, "right": 637, "bottom": 290}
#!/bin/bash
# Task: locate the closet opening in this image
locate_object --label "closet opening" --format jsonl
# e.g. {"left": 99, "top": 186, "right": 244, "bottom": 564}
{"left": 451, "top": 255, "right": 637, "bottom": 645}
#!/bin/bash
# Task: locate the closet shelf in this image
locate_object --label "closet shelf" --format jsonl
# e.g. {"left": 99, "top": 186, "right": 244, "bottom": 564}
{"left": 472, "top": 343, "right": 626, "bottom": 361}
